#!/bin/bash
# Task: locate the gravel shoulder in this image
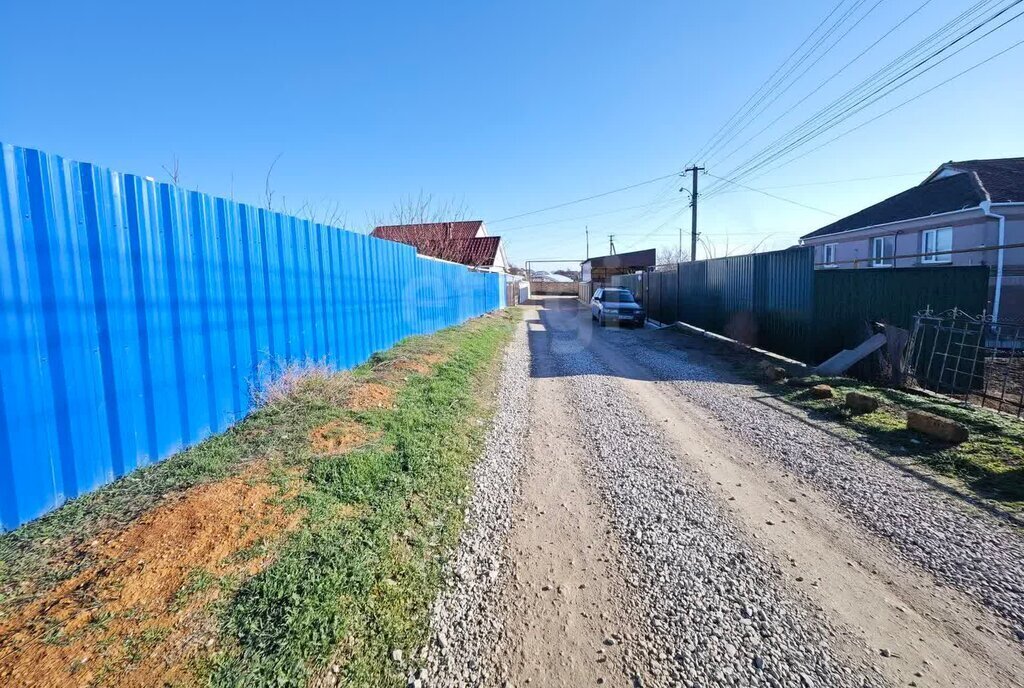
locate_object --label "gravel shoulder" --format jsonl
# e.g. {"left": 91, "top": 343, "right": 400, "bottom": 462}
{"left": 424, "top": 317, "right": 532, "bottom": 687}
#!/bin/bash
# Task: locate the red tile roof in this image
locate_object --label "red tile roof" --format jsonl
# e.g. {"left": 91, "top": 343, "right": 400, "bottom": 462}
{"left": 370, "top": 221, "right": 500, "bottom": 266}
{"left": 372, "top": 221, "right": 483, "bottom": 243}
{"left": 443, "top": 236, "right": 501, "bottom": 266}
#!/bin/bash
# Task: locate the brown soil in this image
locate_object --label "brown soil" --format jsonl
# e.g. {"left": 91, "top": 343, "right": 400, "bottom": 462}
{"left": 346, "top": 383, "right": 396, "bottom": 411}
{"left": 388, "top": 352, "right": 447, "bottom": 375}
{"left": 309, "top": 420, "right": 380, "bottom": 455}
{"left": 0, "top": 466, "right": 302, "bottom": 687}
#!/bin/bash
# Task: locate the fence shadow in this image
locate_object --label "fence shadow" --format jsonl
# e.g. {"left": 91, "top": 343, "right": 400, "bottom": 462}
{"left": 525, "top": 297, "right": 675, "bottom": 382}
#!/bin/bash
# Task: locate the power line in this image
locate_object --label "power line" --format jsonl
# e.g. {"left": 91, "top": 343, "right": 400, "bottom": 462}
{"left": 703, "top": 0, "right": 1000, "bottom": 192}
{"left": 712, "top": 2, "right": 1024, "bottom": 190}
{"left": 714, "top": 0, "right": 999, "bottom": 185}
{"left": 703, "top": 0, "right": 883, "bottom": 165}
{"left": 710, "top": 0, "right": 938, "bottom": 168}
{"left": 714, "top": 170, "right": 928, "bottom": 191}
{"left": 489, "top": 171, "right": 682, "bottom": 224}
{"left": 731, "top": 34, "right": 1024, "bottom": 181}
{"left": 704, "top": 173, "right": 837, "bottom": 215}
{"left": 688, "top": 0, "right": 849, "bottom": 165}
{"left": 497, "top": 196, "right": 680, "bottom": 232}
{"left": 615, "top": 229, "right": 804, "bottom": 237}
{"left": 622, "top": 205, "right": 691, "bottom": 252}
{"left": 706, "top": 0, "right": 1021, "bottom": 193}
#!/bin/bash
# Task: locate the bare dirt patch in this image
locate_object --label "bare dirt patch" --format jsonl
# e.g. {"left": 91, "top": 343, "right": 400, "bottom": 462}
{"left": 346, "top": 383, "right": 396, "bottom": 411}
{"left": 309, "top": 420, "right": 381, "bottom": 455}
{"left": 388, "top": 352, "right": 447, "bottom": 375}
{"left": 0, "top": 466, "right": 302, "bottom": 688}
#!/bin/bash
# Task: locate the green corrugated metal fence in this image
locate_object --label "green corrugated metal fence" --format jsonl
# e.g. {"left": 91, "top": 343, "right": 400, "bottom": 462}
{"left": 812, "top": 266, "right": 990, "bottom": 363}
{"left": 613, "top": 247, "right": 815, "bottom": 361}
{"left": 611, "top": 248, "right": 990, "bottom": 365}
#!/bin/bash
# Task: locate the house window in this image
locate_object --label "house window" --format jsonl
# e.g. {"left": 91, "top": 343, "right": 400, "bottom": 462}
{"left": 871, "top": 236, "right": 894, "bottom": 267}
{"left": 822, "top": 243, "right": 838, "bottom": 267}
{"left": 921, "top": 227, "right": 952, "bottom": 263}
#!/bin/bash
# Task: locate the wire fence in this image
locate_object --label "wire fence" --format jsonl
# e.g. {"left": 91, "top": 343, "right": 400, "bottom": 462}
{"left": 904, "top": 309, "right": 1024, "bottom": 419}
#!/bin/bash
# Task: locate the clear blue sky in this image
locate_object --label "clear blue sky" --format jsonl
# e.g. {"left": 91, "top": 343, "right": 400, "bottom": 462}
{"left": 2, "top": 0, "right": 1022, "bottom": 268}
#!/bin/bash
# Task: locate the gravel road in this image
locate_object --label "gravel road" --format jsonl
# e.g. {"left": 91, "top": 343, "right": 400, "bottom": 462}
{"left": 425, "top": 298, "right": 1024, "bottom": 688}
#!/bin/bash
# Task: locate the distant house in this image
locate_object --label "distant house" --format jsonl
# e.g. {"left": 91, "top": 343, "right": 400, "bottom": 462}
{"left": 371, "top": 220, "right": 508, "bottom": 273}
{"left": 530, "top": 271, "right": 574, "bottom": 283}
{"left": 799, "top": 158, "right": 1024, "bottom": 322}
{"left": 581, "top": 249, "right": 656, "bottom": 285}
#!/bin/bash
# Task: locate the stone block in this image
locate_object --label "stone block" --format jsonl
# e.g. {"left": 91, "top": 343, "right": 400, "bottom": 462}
{"left": 906, "top": 410, "right": 969, "bottom": 444}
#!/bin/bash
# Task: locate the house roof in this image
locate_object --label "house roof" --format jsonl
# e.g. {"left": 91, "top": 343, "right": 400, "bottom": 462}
{"left": 801, "top": 156, "right": 1024, "bottom": 241}
{"left": 582, "top": 249, "right": 656, "bottom": 269}
{"left": 371, "top": 221, "right": 483, "bottom": 243}
{"left": 370, "top": 221, "right": 500, "bottom": 266}
{"left": 442, "top": 236, "right": 501, "bottom": 266}
{"left": 924, "top": 157, "right": 1024, "bottom": 203}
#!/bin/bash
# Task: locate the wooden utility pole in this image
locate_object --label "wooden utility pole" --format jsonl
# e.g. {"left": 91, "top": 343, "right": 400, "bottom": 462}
{"left": 585, "top": 226, "right": 589, "bottom": 259}
{"left": 684, "top": 165, "right": 705, "bottom": 261}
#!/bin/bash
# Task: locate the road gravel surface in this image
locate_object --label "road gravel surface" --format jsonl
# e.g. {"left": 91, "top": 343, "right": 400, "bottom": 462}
{"left": 426, "top": 298, "right": 1024, "bottom": 688}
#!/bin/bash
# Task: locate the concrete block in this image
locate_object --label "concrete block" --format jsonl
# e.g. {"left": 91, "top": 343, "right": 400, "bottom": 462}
{"left": 846, "top": 391, "right": 879, "bottom": 414}
{"left": 813, "top": 333, "right": 887, "bottom": 376}
{"left": 906, "top": 410, "right": 969, "bottom": 444}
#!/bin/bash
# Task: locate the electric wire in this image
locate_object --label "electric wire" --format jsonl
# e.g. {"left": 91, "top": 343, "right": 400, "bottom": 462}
{"left": 704, "top": 0, "right": 1020, "bottom": 195}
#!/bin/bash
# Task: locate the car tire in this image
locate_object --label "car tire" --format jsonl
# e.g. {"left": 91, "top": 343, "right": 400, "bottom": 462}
{"left": 599, "top": 314, "right": 606, "bottom": 327}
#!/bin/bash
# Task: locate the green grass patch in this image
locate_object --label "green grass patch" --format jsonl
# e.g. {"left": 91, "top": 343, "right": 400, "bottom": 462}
{"left": 776, "top": 375, "right": 1024, "bottom": 509}
{"left": 206, "top": 311, "right": 516, "bottom": 687}
{"left": 172, "top": 568, "right": 219, "bottom": 611}
{"left": 0, "top": 307, "right": 515, "bottom": 688}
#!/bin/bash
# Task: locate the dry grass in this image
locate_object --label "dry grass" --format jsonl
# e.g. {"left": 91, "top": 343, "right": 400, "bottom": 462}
{"left": 250, "top": 360, "right": 353, "bottom": 409}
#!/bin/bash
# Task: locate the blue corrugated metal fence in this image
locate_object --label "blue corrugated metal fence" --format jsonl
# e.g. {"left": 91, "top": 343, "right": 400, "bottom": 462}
{"left": 0, "top": 143, "right": 503, "bottom": 531}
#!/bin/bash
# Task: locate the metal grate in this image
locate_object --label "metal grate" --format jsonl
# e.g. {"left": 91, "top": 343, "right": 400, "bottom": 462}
{"left": 903, "top": 308, "right": 1024, "bottom": 418}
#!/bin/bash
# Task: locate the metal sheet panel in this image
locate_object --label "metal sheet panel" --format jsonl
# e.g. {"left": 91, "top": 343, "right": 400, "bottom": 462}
{"left": 812, "top": 266, "right": 990, "bottom": 364}
{"left": 667, "top": 248, "right": 815, "bottom": 360}
{"left": 0, "top": 142, "right": 502, "bottom": 531}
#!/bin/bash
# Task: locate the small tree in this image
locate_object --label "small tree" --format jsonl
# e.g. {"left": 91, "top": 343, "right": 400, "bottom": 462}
{"left": 657, "top": 245, "right": 690, "bottom": 265}
{"left": 368, "top": 192, "right": 485, "bottom": 264}
{"left": 370, "top": 190, "right": 472, "bottom": 228}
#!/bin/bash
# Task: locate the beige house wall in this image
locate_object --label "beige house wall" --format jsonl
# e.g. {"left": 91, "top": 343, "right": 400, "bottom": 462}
{"left": 801, "top": 204, "right": 1024, "bottom": 322}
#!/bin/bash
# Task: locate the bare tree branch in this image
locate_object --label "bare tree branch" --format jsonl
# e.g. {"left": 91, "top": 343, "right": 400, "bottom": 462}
{"left": 161, "top": 155, "right": 180, "bottom": 185}
{"left": 657, "top": 245, "right": 690, "bottom": 265}
{"left": 264, "top": 153, "right": 283, "bottom": 211}
{"left": 370, "top": 190, "right": 472, "bottom": 229}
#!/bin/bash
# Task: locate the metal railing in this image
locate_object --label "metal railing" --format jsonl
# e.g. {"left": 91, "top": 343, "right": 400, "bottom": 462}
{"left": 904, "top": 308, "right": 1024, "bottom": 418}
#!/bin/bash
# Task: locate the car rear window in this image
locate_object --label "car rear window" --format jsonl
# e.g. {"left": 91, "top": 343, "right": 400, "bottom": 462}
{"left": 604, "top": 290, "right": 635, "bottom": 303}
